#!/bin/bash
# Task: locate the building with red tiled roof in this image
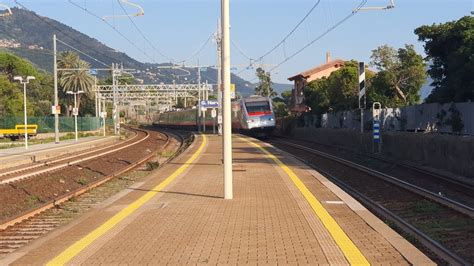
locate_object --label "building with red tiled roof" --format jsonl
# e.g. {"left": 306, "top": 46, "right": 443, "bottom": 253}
{"left": 288, "top": 52, "right": 345, "bottom": 112}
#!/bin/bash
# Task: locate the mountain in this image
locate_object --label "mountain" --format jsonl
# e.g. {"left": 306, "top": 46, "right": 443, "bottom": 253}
{"left": 0, "top": 7, "right": 253, "bottom": 93}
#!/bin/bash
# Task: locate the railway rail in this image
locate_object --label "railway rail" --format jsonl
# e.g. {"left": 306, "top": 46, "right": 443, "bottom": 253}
{"left": 0, "top": 128, "right": 191, "bottom": 256}
{"left": 268, "top": 138, "right": 473, "bottom": 265}
{"left": 0, "top": 128, "right": 143, "bottom": 184}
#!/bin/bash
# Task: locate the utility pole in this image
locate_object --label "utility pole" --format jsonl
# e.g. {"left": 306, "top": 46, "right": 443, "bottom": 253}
{"left": 197, "top": 60, "right": 202, "bottom": 132}
{"left": 112, "top": 63, "right": 118, "bottom": 135}
{"left": 221, "top": 0, "right": 233, "bottom": 199}
{"left": 216, "top": 19, "right": 223, "bottom": 136}
{"left": 53, "top": 34, "right": 60, "bottom": 144}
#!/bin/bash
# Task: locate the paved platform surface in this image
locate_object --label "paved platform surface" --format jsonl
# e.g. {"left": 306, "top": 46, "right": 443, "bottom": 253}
{"left": 1, "top": 134, "right": 433, "bottom": 265}
{"left": 0, "top": 136, "right": 118, "bottom": 170}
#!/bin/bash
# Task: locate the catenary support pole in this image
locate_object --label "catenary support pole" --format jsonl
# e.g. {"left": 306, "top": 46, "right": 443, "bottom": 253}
{"left": 53, "top": 34, "right": 60, "bottom": 144}
{"left": 222, "top": 0, "right": 233, "bottom": 199}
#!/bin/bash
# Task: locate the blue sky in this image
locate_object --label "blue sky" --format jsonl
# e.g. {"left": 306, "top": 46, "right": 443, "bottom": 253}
{"left": 2, "top": 0, "right": 473, "bottom": 83}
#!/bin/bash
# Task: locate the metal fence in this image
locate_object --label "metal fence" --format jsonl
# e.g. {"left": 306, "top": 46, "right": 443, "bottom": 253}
{"left": 0, "top": 116, "right": 106, "bottom": 133}
{"left": 298, "top": 102, "right": 474, "bottom": 135}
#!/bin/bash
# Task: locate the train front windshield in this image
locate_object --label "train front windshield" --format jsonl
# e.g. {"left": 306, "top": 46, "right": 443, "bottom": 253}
{"left": 246, "top": 101, "right": 271, "bottom": 115}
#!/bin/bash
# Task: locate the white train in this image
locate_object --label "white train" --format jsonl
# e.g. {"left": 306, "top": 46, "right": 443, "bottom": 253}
{"left": 235, "top": 95, "right": 276, "bottom": 137}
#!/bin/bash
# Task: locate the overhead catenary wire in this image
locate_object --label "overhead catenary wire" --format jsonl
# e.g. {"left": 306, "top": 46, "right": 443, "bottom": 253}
{"left": 56, "top": 38, "right": 110, "bottom": 68}
{"left": 116, "top": 0, "right": 174, "bottom": 62}
{"left": 68, "top": 0, "right": 156, "bottom": 63}
{"left": 256, "top": 0, "right": 322, "bottom": 61}
{"left": 268, "top": 0, "right": 368, "bottom": 73}
{"left": 234, "top": 0, "right": 323, "bottom": 74}
{"left": 231, "top": 39, "right": 253, "bottom": 61}
{"left": 14, "top": 0, "right": 122, "bottom": 64}
{"left": 180, "top": 32, "right": 215, "bottom": 64}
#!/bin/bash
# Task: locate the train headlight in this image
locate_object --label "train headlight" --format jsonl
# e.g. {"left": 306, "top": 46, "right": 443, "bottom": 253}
{"left": 269, "top": 118, "right": 274, "bottom": 121}
{"left": 247, "top": 119, "right": 254, "bottom": 123}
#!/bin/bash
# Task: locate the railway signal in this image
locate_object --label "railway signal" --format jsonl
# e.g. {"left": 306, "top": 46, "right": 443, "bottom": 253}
{"left": 372, "top": 102, "right": 382, "bottom": 153}
{"left": 359, "top": 62, "right": 366, "bottom": 133}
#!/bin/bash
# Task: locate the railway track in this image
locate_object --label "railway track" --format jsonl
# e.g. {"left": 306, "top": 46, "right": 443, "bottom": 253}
{"left": 268, "top": 138, "right": 474, "bottom": 265}
{"left": 0, "top": 128, "right": 190, "bottom": 256}
{"left": 0, "top": 128, "right": 143, "bottom": 184}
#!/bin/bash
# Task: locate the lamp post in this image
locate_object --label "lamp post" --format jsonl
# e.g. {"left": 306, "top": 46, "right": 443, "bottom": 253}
{"left": 13, "top": 76, "right": 35, "bottom": 149}
{"left": 67, "top": 90, "right": 84, "bottom": 141}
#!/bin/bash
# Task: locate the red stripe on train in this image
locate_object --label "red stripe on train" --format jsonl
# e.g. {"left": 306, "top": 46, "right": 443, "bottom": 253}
{"left": 248, "top": 111, "right": 272, "bottom": 116}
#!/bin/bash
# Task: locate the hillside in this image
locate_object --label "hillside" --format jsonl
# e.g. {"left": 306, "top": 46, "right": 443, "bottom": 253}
{"left": 0, "top": 7, "right": 253, "bottom": 94}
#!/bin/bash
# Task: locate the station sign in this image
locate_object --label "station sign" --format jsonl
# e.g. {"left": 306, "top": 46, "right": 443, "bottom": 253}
{"left": 200, "top": 100, "right": 219, "bottom": 108}
{"left": 211, "top": 109, "right": 217, "bottom": 118}
{"left": 72, "top": 108, "right": 79, "bottom": 116}
{"left": 51, "top": 105, "right": 61, "bottom": 115}
{"left": 231, "top": 84, "right": 236, "bottom": 99}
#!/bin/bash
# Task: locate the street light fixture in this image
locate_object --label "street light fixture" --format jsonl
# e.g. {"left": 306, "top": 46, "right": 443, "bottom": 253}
{"left": 66, "top": 90, "right": 85, "bottom": 141}
{"left": 13, "top": 76, "right": 35, "bottom": 149}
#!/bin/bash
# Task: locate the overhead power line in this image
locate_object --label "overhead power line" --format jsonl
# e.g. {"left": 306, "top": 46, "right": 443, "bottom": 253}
{"left": 68, "top": 0, "right": 156, "bottom": 63}
{"left": 180, "top": 32, "right": 215, "bottom": 64}
{"left": 268, "top": 0, "right": 368, "bottom": 73}
{"left": 14, "top": 0, "right": 121, "bottom": 65}
{"left": 235, "top": 0, "right": 322, "bottom": 74}
{"left": 116, "top": 0, "right": 174, "bottom": 62}
{"left": 56, "top": 38, "right": 110, "bottom": 67}
{"left": 231, "top": 39, "right": 253, "bottom": 61}
{"left": 257, "top": 0, "right": 322, "bottom": 61}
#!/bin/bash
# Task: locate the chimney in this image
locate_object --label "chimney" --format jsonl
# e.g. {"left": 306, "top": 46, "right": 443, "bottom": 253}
{"left": 326, "top": 51, "right": 331, "bottom": 63}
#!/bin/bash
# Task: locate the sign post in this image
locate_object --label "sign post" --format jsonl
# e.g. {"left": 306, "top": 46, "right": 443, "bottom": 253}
{"left": 358, "top": 62, "right": 366, "bottom": 133}
{"left": 372, "top": 102, "right": 382, "bottom": 153}
{"left": 211, "top": 108, "right": 217, "bottom": 134}
{"left": 200, "top": 100, "right": 219, "bottom": 133}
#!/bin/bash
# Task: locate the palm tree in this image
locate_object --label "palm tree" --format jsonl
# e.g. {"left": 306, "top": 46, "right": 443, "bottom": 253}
{"left": 59, "top": 60, "right": 95, "bottom": 116}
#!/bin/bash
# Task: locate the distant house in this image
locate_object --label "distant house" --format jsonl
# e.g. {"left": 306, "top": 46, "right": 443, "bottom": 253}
{"left": 287, "top": 52, "right": 345, "bottom": 112}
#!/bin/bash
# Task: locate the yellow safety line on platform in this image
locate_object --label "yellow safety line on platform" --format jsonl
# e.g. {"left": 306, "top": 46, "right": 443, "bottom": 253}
{"left": 240, "top": 137, "right": 370, "bottom": 266}
{"left": 47, "top": 135, "right": 207, "bottom": 266}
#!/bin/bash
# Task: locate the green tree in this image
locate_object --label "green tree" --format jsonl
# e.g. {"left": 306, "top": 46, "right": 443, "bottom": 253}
{"left": 255, "top": 67, "right": 276, "bottom": 97}
{"left": 59, "top": 59, "right": 95, "bottom": 115}
{"left": 415, "top": 16, "right": 474, "bottom": 103}
{"left": 281, "top": 90, "right": 292, "bottom": 105}
{"left": 369, "top": 44, "right": 426, "bottom": 106}
{"left": 272, "top": 101, "right": 289, "bottom": 118}
{"left": 304, "top": 78, "right": 330, "bottom": 115}
{"left": 0, "top": 52, "right": 50, "bottom": 117}
{"left": 0, "top": 52, "right": 38, "bottom": 80}
{"left": 326, "top": 61, "right": 360, "bottom": 111}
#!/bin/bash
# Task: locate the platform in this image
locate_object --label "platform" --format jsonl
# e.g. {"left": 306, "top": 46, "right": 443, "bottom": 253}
{"left": 1, "top": 134, "right": 433, "bottom": 265}
{"left": 0, "top": 136, "right": 119, "bottom": 170}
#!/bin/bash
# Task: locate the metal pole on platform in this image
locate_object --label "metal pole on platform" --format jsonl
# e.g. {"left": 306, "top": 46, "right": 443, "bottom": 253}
{"left": 197, "top": 60, "right": 201, "bottom": 132}
{"left": 221, "top": 0, "right": 233, "bottom": 199}
{"left": 216, "top": 19, "right": 223, "bottom": 136}
{"left": 53, "top": 34, "right": 60, "bottom": 144}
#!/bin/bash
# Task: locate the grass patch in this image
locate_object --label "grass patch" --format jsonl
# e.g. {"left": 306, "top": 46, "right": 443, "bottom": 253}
{"left": 146, "top": 161, "right": 160, "bottom": 171}
{"left": 77, "top": 178, "right": 88, "bottom": 186}
{"left": 160, "top": 150, "right": 175, "bottom": 158}
{"left": 409, "top": 200, "right": 440, "bottom": 214}
{"left": 25, "top": 195, "right": 40, "bottom": 206}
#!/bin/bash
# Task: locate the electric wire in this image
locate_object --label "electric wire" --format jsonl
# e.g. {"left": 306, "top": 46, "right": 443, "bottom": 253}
{"left": 116, "top": 0, "right": 174, "bottom": 62}
{"left": 180, "top": 32, "right": 214, "bottom": 64}
{"left": 268, "top": 0, "right": 368, "bottom": 73}
{"left": 68, "top": 0, "right": 155, "bottom": 63}
{"left": 56, "top": 38, "right": 110, "bottom": 67}
{"left": 235, "top": 0, "right": 323, "bottom": 74}
{"left": 256, "top": 0, "right": 322, "bottom": 61}
{"left": 14, "top": 0, "right": 121, "bottom": 65}
{"left": 231, "top": 39, "right": 253, "bottom": 61}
